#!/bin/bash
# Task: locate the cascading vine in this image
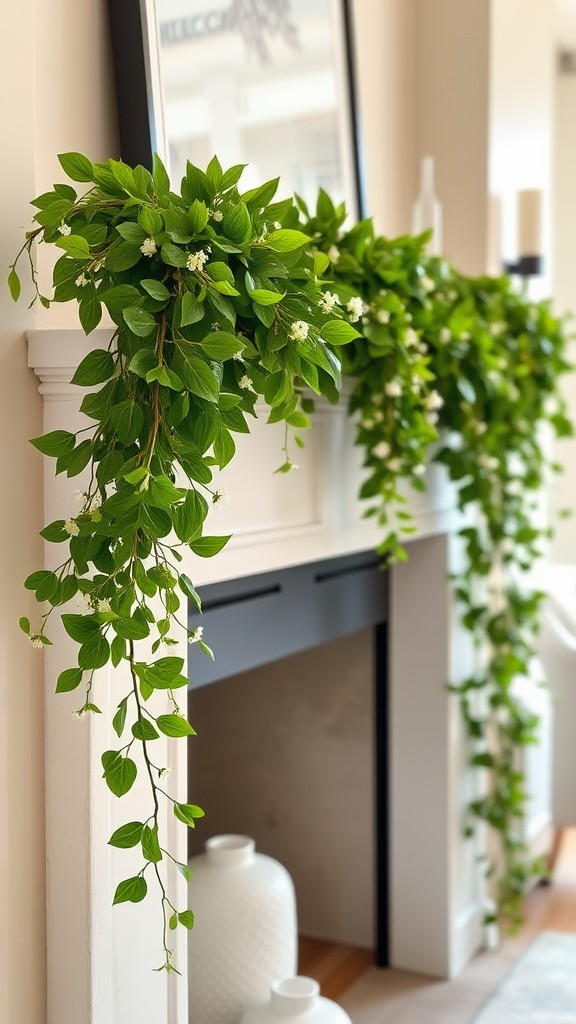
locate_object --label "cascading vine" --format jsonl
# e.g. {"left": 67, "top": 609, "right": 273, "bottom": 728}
{"left": 11, "top": 153, "right": 573, "bottom": 970}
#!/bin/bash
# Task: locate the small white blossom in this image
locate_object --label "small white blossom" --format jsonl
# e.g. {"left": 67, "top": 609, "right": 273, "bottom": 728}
{"left": 421, "top": 275, "right": 435, "bottom": 293}
{"left": 74, "top": 489, "right": 87, "bottom": 507}
{"left": 159, "top": 766, "right": 173, "bottom": 778}
{"left": 479, "top": 454, "right": 499, "bottom": 473}
{"left": 75, "top": 273, "right": 89, "bottom": 287}
{"left": 211, "top": 209, "right": 223, "bottom": 222}
{"left": 385, "top": 380, "right": 402, "bottom": 398}
{"left": 424, "top": 390, "right": 443, "bottom": 411}
{"left": 140, "top": 237, "right": 157, "bottom": 257}
{"left": 289, "top": 320, "right": 310, "bottom": 341}
{"left": 232, "top": 351, "right": 245, "bottom": 362}
{"left": 426, "top": 411, "right": 439, "bottom": 426}
{"left": 327, "top": 244, "right": 340, "bottom": 264}
{"left": 490, "top": 322, "right": 505, "bottom": 337}
{"left": 376, "top": 309, "right": 390, "bottom": 325}
{"left": 64, "top": 518, "right": 80, "bottom": 536}
{"left": 362, "top": 418, "right": 375, "bottom": 430}
{"left": 30, "top": 635, "right": 44, "bottom": 649}
{"left": 58, "top": 222, "right": 71, "bottom": 236}
{"left": 412, "top": 375, "right": 424, "bottom": 391}
{"left": 96, "top": 598, "right": 111, "bottom": 613}
{"left": 318, "top": 291, "right": 340, "bottom": 313}
{"left": 239, "top": 374, "right": 254, "bottom": 391}
{"left": 387, "top": 457, "right": 402, "bottom": 473}
{"left": 448, "top": 290, "right": 458, "bottom": 302}
{"left": 405, "top": 328, "right": 419, "bottom": 348}
{"left": 473, "top": 420, "right": 487, "bottom": 436}
{"left": 212, "top": 488, "right": 230, "bottom": 507}
{"left": 460, "top": 331, "right": 471, "bottom": 342}
{"left": 413, "top": 463, "right": 426, "bottom": 477}
{"left": 186, "top": 249, "right": 209, "bottom": 272}
{"left": 347, "top": 296, "right": 365, "bottom": 323}
{"left": 77, "top": 592, "right": 93, "bottom": 612}
{"left": 372, "top": 441, "right": 391, "bottom": 460}
{"left": 439, "top": 327, "right": 451, "bottom": 343}
{"left": 373, "top": 410, "right": 384, "bottom": 423}
{"left": 188, "top": 626, "right": 204, "bottom": 644}
{"left": 405, "top": 313, "right": 413, "bottom": 322}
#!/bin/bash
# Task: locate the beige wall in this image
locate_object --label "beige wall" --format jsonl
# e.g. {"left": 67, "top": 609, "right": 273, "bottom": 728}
{"left": 0, "top": 3, "right": 117, "bottom": 1022}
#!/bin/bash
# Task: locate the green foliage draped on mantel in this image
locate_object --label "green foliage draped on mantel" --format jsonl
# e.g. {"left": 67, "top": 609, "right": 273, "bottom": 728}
{"left": 10, "top": 152, "right": 573, "bottom": 969}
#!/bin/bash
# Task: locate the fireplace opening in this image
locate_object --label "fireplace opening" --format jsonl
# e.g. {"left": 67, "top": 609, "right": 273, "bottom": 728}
{"left": 187, "top": 551, "right": 389, "bottom": 965}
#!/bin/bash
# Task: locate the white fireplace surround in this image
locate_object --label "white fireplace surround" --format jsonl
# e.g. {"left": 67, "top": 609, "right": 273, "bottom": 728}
{"left": 28, "top": 328, "right": 486, "bottom": 1024}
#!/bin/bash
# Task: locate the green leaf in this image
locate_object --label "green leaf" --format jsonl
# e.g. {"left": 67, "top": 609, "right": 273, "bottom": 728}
{"left": 55, "top": 234, "right": 91, "bottom": 260}
{"left": 140, "top": 278, "right": 171, "bottom": 301}
{"left": 267, "top": 228, "right": 310, "bottom": 252}
{"left": 123, "top": 306, "right": 157, "bottom": 337}
{"left": 161, "top": 241, "right": 188, "bottom": 268}
{"left": 110, "top": 400, "right": 144, "bottom": 445}
{"left": 31, "top": 430, "right": 75, "bottom": 457}
{"left": 101, "top": 751, "right": 138, "bottom": 797}
{"left": 113, "top": 875, "right": 147, "bottom": 905}
{"left": 24, "top": 569, "right": 58, "bottom": 601}
{"left": 105, "top": 240, "right": 142, "bottom": 272}
{"left": 178, "top": 910, "right": 195, "bottom": 930}
{"left": 8, "top": 268, "right": 21, "bottom": 301}
{"left": 200, "top": 331, "right": 244, "bottom": 361}
{"left": 152, "top": 153, "right": 171, "bottom": 195}
{"left": 179, "top": 574, "right": 202, "bottom": 612}
{"left": 129, "top": 348, "right": 158, "bottom": 379}
{"left": 176, "top": 861, "right": 192, "bottom": 882}
{"left": 189, "top": 535, "right": 231, "bottom": 558}
{"left": 113, "top": 616, "right": 150, "bottom": 641}
{"left": 321, "top": 319, "right": 362, "bottom": 345}
{"left": 156, "top": 714, "right": 196, "bottom": 738}
{"left": 173, "top": 802, "right": 205, "bottom": 826}
{"left": 61, "top": 613, "right": 99, "bottom": 643}
{"left": 173, "top": 490, "right": 207, "bottom": 543}
{"left": 108, "top": 821, "right": 143, "bottom": 849}
{"left": 169, "top": 913, "right": 178, "bottom": 931}
{"left": 58, "top": 151, "right": 94, "bottom": 182}
{"left": 222, "top": 202, "right": 252, "bottom": 243}
{"left": 19, "top": 617, "right": 30, "bottom": 635}
{"left": 141, "top": 824, "right": 163, "bottom": 863}
{"left": 188, "top": 199, "right": 209, "bottom": 233}
{"left": 78, "top": 632, "right": 110, "bottom": 670}
{"left": 116, "top": 221, "right": 147, "bottom": 245}
{"left": 55, "top": 668, "right": 83, "bottom": 693}
{"left": 175, "top": 348, "right": 219, "bottom": 402}
{"left": 72, "top": 349, "right": 115, "bottom": 386}
{"left": 112, "top": 696, "right": 128, "bottom": 736}
{"left": 40, "top": 520, "right": 68, "bottom": 543}
{"left": 132, "top": 718, "right": 159, "bottom": 741}
{"left": 139, "top": 206, "right": 163, "bottom": 235}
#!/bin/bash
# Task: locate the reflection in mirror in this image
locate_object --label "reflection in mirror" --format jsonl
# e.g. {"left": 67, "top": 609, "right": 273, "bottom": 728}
{"left": 153, "top": 0, "right": 362, "bottom": 215}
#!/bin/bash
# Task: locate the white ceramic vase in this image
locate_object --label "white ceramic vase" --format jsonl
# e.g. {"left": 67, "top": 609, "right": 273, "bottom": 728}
{"left": 188, "top": 834, "right": 297, "bottom": 1024}
{"left": 239, "top": 977, "right": 353, "bottom": 1024}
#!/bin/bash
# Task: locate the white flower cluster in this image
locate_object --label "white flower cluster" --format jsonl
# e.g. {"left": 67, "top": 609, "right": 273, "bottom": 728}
{"left": 372, "top": 440, "right": 391, "bottom": 460}
{"left": 188, "top": 626, "right": 204, "bottom": 644}
{"left": 318, "top": 291, "right": 340, "bottom": 313}
{"left": 210, "top": 208, "right": 223, "bottom": 222}
{"left": 289, "top": 320, "right": 310, "bottom": 341}
{"left": 58, "top": 222, "right": 71, "bottom": 236}
{"left": 64, "top": 518, "right": 80, "bottom": 537}
{"left": 376, "top": 309, "right": 390, "bottom": 325}
{"left": 239, "top": 375, "right": 254, "bottom": 391}
{"left": 211, "top": 488, "right": 230, "bottom": 507}
{"left": 385, "top": 380, "right": 402, "bottom": 399}
{"left": 347, "top": 296, "right": 364, "bottom": 323}
{"left": 424, "top": 390, "right": 443, "bottom": 412}
{"left": 186, "top": 249, "right": 209, "bottom": 272}
{"left": 140, "top": 237, "right": 157, "bottom": 257}
{"left": 75, "top": 274, "right": 88, "bottom": 288}
{"left": 327, "top": 245, "right": 340, "bottom": 264}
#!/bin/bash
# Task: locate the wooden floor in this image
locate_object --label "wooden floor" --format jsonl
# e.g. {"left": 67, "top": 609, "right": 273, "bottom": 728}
{"left": 298, "top": 828, "right": 576, "bottom": 1006}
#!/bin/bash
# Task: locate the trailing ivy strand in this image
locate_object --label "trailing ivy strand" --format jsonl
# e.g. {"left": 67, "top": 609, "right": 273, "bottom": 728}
{"left": 11, "top": 151, "right": 360, "bottom": 972}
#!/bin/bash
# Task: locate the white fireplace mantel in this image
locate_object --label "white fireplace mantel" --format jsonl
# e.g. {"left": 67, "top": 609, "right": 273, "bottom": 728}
{"left": 28, "top": 328, "right": 485, "bottom": 1024}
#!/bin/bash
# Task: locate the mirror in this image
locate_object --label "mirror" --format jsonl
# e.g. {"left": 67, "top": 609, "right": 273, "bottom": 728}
{"left": 108, "top": 0, "right": 363, "bottom": 218}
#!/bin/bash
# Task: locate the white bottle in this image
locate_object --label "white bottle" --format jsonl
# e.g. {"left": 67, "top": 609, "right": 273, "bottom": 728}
{"left": 239, "top": 977, "right": 353, "bottom": 1024}
{"left": 412, "top": 156, "right": 443, "bottom": 255}
{"left": 188, "top": 835, "right": 297, "bottom": 1024}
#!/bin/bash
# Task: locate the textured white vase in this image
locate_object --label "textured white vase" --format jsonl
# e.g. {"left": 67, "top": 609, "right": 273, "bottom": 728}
{"left": 239, "top": 977, "right": 353, "bottom": 1024}
{"left": 188, "top": 834, "right": 297, "bottom": 1024}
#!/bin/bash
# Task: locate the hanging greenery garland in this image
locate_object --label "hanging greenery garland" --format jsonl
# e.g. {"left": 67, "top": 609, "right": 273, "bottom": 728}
{"left": 10, "top": 153, "right": 573, "bottom": 968}
{"left": 300, "top": 191, "right": 573, "bottom": 928}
